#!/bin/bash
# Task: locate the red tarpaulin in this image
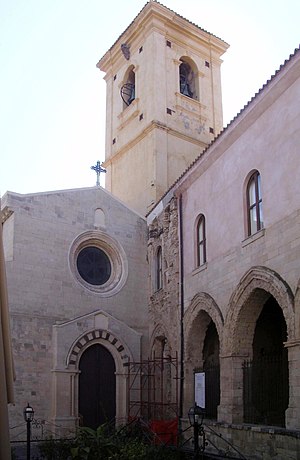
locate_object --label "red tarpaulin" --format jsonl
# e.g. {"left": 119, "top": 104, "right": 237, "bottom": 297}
{"left": 150, "top": 418, "right": 178, "bottom": 445}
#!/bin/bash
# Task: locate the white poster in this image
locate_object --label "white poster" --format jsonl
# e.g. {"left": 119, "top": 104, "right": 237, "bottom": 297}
{"left": 194, "top": 372, "right": 205, "bottom": 408}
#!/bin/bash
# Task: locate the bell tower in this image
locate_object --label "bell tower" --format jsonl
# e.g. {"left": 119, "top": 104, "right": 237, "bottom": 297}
{"left": 97, "top": 1, "right": 228, "bottom": 216}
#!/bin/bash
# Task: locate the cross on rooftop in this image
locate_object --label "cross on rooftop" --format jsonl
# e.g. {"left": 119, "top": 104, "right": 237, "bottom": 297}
{"left": 90, "top": 161, "right": 106, "bottom": 186}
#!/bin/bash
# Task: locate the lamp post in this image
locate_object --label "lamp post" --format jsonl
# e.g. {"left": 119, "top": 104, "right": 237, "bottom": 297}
{"left": 23, "top": 403, "right": 34, "bottom": 460}
{"left": 188, "top": 403, "right": 205, "bottom": 459}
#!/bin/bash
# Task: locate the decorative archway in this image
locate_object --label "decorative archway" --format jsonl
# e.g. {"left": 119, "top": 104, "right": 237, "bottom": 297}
{"left": 220, "top": 266, "right": 295, "bottom": 425}
{"left": 184, "top": 292, "right": 224, "bottom": 345}
{"left": 66, "top": 329, "right": 133, "bottom": 427}
{"left": 67, "top": 329, "right": 129, "bottom": 367}
{"left": 224, "top": 266, "right": 294, "bottom": 355}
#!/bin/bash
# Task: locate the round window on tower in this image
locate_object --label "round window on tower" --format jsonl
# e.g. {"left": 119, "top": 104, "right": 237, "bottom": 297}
{"left": 69, "top": 231, "right": 128, "bottom": 296}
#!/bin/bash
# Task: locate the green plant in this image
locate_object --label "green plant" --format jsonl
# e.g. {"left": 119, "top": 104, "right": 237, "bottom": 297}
{"left": 11, "top": 447, "right": 17, "bottom": 460}
{"left": 71, "top": 425, "right": 118, "bottom": 460}
{"left": 39, "top": 437, "right": 74, "bottom": 459}
{"left": 38, "top": 423, "right": 188, "bottom": 460}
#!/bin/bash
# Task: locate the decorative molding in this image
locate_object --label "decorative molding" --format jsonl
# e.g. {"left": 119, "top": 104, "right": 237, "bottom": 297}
{"left": 68, "top": 230, "right": 128, "bottom": 297}
{"left": 67, "top": 329, "right": 127, "bottom": 367}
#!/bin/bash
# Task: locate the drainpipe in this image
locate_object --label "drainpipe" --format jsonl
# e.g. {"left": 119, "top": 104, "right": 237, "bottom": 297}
{"left": 178, "top": 194, "right": 184, "bottom": 421}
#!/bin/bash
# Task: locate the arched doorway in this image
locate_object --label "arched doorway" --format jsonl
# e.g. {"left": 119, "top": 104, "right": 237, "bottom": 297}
{"left": 223, "top": 267, "right": 294, "bottom": 425}
{"left": 243, "top": 295, "right": 289, "bottom": 426}
{"left": 184, "top": 293, "right": 223, "bottom": 418}
{"left": 79, "top": 344, "right": 116, "bottom": 429}
{"left": 185, "top": 311, "right": 221, "bottom": 419}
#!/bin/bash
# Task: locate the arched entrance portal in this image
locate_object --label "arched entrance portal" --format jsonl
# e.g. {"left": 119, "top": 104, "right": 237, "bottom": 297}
{"left": 79, "top": 344, "right": 116, "bottom": 429}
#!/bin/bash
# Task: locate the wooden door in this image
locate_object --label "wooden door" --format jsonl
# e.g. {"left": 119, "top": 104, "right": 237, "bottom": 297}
{"left": 79, "top": 344, "right": 116, "bottom": 429}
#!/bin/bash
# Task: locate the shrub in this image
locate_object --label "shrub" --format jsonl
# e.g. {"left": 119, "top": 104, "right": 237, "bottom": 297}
{"left": 39, "top": 437, "right": 74, "bottom": 459}
{"left": 39, "top": 423, "right": 188, "bottom": 460}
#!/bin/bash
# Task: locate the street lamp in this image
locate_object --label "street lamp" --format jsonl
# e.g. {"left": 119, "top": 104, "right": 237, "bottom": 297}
{"left": 23, "top": 403, "right": 34, "bottom": 460}
{"left": 188, "top": 403, "right": 206, "bottom": 459}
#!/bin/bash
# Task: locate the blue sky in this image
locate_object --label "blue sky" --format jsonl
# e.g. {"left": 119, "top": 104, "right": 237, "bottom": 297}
{"left": 0, "top": 0, "right": 299, "bottom": 195}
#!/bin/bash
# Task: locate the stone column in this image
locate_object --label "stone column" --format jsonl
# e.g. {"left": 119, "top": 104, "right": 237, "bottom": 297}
{"left": 285, "top": 339, "right": 300, "bottom": 430}
{"left": 51, "top": 369, "right": 79, "bottom": 436}
{"left": 218, "top": 354, "right": 247, "bottom": 424}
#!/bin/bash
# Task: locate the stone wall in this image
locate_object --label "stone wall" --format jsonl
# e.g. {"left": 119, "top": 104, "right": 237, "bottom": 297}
{"left": 205, "top": 422, "right": 300, "bottom": 460}
{"left": 2, "top": 187, "right": 148, "bottom": 437}
{"left": 148, "top": 197, "right": 180, "bottom": 356}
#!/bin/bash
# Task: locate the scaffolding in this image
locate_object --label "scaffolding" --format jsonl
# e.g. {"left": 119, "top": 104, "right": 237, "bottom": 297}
{"left": 126, "top": 352, "right": 179, "bottom": 422}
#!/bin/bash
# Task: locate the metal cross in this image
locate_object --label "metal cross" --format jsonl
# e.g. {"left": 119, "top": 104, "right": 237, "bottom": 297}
{"left": 90, "top": 161, "right": 106, "bottom": 186}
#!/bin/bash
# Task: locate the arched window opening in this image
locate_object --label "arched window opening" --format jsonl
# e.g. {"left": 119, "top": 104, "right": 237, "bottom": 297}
{"left": 156, "top": 246, "right": 163, "bottom": 291}
{"left": 120, "top": 67, "right": 135, "bottom": 108}
{"left": 179, "top": 58, "right": 198, "bottom": 100}
{"left": 243, "top": 296, "right": 288, "bottom": 427}
{"left": 247, "top": 171, "right": 263, "bottom": 236}
{"left": 94, "top": 208, "right": 106, "bottom": 228}
{"left": 196, "top": 214, "right": 206, "bottom": 267}
{"left": 203, "top": 321, "right": 220, "bottom": 419}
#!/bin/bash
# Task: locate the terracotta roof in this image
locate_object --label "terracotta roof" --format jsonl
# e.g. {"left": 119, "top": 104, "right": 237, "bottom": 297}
{"left": 147, "top": 45, "right": 300, "bottom": 216}
{"left": 97, "top": 0, "right": 228, "bottom": 66}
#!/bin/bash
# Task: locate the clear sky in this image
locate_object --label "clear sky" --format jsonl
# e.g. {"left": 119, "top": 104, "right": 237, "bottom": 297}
{"left": 0, "top": 0, "right": 299, "bottom": 196}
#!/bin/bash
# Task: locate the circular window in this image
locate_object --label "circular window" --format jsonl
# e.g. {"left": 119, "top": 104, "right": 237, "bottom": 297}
{"left": 69, "top": 231, "right": 128, "bottom": 296}
{"left": 77, "top": 247, "right": 111, "bottom": 286}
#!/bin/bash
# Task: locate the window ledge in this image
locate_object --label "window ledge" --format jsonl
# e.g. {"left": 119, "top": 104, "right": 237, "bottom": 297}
{"left": 192, "top": 263, "right": 207, "bottom": 276}
{"left": 117, "top": 98, "right": 139, "bottom": 130}
{"left": 175, "top": 92, "right": 205, "bottom": 108}
{"left": 242, "top": 228, "right": 265, "bottom": 248}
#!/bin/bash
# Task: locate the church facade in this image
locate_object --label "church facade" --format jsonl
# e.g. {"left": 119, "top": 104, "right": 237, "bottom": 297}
{"left": 2, "top": 1, "right": 300, "bottom": 457}
{"left": 2, "top": 187, "right": 148, "bottom": 437}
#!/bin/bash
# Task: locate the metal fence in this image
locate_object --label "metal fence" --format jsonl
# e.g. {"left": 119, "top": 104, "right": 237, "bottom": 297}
{"left": 204, "top": 364, "right": 220, "bottom": 420}
{"left": 243, "top": 350, "right": 289, "bottom": 427}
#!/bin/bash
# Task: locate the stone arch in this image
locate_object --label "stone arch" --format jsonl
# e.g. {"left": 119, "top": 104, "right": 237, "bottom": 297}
{"left": 149, "top": 323, "right": 171, "bottom": 357}
{"left": 184, "top": 292, "right": 224, "bottom": 352}
{"left": 67, "top": 328, "right": 131, "bottom": 368}
{"left": 65, "top": 329, "right": 133, "bottom": 426}
{"left": 183, "top": 293, "right": 223, "bottom": 416}
{"left": 224, "top": 266, "right": 294, "bottom": 356}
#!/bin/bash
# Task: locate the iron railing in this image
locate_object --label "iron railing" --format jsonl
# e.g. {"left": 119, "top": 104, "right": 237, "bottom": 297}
{"left": 243, "top": 350, "right": 288, "bottom": 427}
{"left": 204, "top": 364, "right": 220, "bottom": 420}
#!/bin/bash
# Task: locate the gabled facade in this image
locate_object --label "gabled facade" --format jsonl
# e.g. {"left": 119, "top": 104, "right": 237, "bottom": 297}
{"left": 2, "top": 187, "right": 148, "bottom": 436}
